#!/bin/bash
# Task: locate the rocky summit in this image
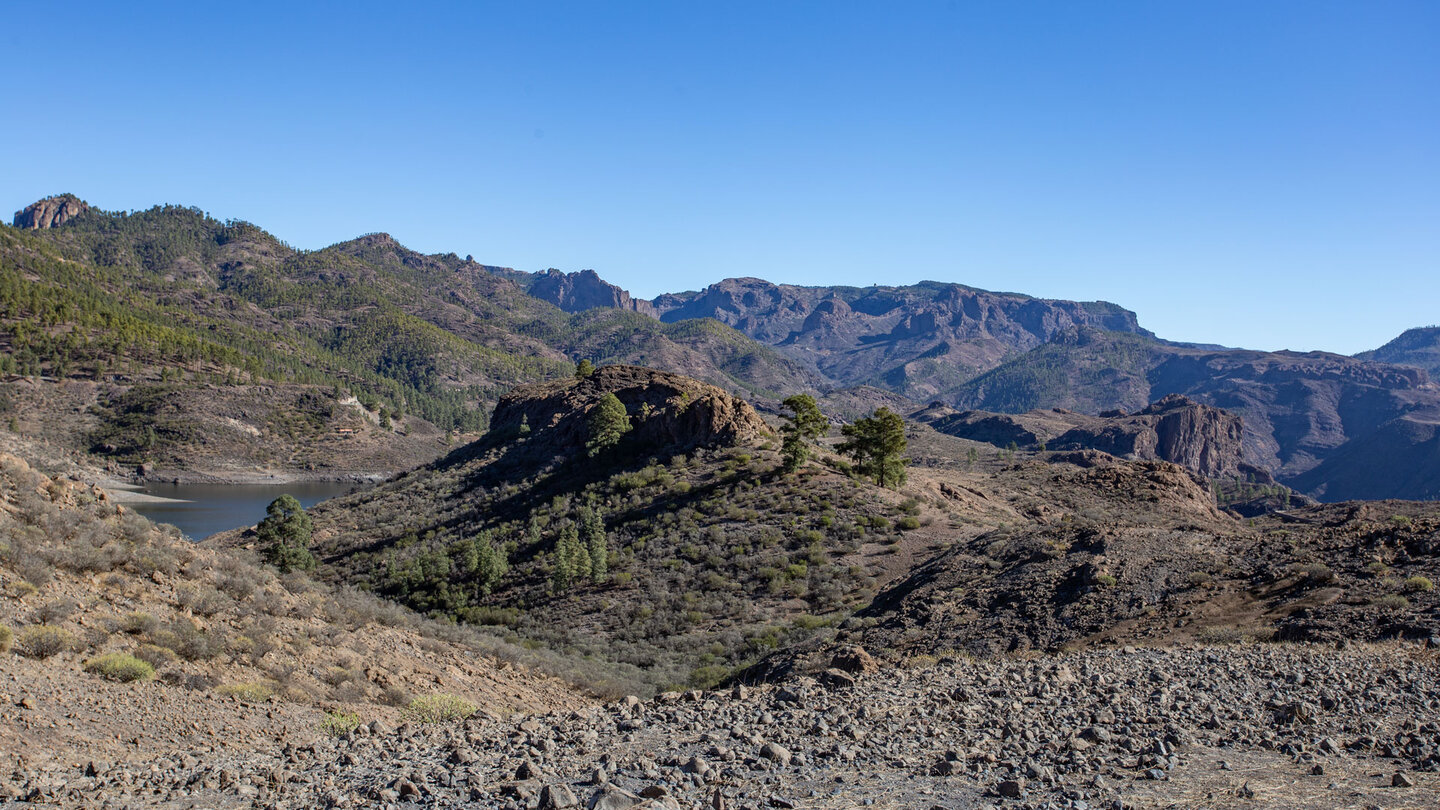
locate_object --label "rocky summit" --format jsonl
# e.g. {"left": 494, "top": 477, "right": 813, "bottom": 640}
{"left": 11, "top": 194, "right": 90, "bottom": 230}
{"left": 490, "top": 365, "right": 773, "bottom": 459}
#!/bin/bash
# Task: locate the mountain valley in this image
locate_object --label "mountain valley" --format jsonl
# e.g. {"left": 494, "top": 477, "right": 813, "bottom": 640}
{"left": 3, "top": 195, "right": 1439, "bottom": 809}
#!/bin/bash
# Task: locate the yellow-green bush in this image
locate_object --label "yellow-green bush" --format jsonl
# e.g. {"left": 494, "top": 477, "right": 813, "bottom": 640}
{"left": 16, "top": 625, "right": 77, "bottom": 658}
{"left": 0, "top": 623, "right": 12, "bottom": 653}
{"left": 319, "top": 711, "right": 362, "bottom": 737}
{"left": 1403, "top": 576, "right": 1434, "bottom": 593}
{"left": 407, "top": 693, "right": 477, "bottom": 723}
{"left": 83, "top": 652, "right": 155, "bottom": 682}
{"left": 215, "top": 682, "right": 275, "bottom": 703}
{"left": 133, "top": 643, "right": 178, "bottom": 669}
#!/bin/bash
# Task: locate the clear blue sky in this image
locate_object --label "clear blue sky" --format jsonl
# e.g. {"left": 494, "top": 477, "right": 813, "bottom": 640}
{"left": 4, "top": 1, "right": 1436, "bottom": 354}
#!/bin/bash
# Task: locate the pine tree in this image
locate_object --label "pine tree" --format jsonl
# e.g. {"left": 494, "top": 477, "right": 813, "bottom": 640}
{"left": 586, "top": 392, "right": 630, "bottom": 457}
{"left": 780, "top": 394, "right": 828, "bottom": 472}
{"left": 257, "top": 494, "right": 317, "bottom": 572}
{"left": 472, "top": 530, "right": 509, "bottom": 595}
{"left": 579, "top": 506, "right": 608, "bottom": 582}
{"left": 552, "top": 524, "right": 590, "bottom": 591}
{"left": 838, "top": 407, "right": 909, "bottom": 488}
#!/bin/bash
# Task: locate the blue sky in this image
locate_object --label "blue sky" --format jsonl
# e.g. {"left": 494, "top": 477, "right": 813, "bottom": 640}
{"left": 3, "top": 1, "right": 1436, "bottom": 354}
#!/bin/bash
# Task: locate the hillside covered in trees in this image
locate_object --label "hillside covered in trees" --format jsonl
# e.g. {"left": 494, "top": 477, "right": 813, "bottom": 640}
{"left": 0, "top": 197, "right": 818, "bottom": 478}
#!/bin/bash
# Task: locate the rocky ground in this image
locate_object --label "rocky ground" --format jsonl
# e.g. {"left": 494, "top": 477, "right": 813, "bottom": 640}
{"left": 8, "top": 642, "right": 1437, "bottom": 809}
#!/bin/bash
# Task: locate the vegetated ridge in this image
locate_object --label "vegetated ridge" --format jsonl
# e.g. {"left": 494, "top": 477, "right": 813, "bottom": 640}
{"left": 0, "top": 196, "right": 819, "bottom": 481}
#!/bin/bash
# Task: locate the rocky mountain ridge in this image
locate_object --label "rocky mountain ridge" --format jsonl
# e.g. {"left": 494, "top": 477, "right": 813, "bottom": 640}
{"left": 531, "top": 271, "right": 1152, "bottom": 401}
{"left": 523, "top": 267, "right": 1440, "bottom": 501}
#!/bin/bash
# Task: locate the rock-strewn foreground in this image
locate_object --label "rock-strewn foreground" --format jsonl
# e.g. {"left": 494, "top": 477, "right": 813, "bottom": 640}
{"left": 9, "top": 644, "right": 1437, "bottom": 809}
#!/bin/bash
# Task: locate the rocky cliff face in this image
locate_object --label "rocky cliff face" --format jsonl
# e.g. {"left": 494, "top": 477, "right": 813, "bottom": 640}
{"left": 951, "top": 330, "right": 1440, "bottom": 497}
{"left": 13, "top": 194, "right": 89, "bottom": 229}
{"left": 489, "top": 364, "right": 772, "bottom": 458}
{"left": 528, "top": 269, "right": 657, "bottom": 316}
{"left": 918, "top": 394, "right": 1247, "bottom": 479}
{"left": 1053, "top": 394, "right": 1245, "bottom": 479}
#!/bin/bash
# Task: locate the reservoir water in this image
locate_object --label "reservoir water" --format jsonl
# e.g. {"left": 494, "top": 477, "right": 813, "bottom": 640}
{"left": 126, "top": 481, "right": 368, "bottom": 541}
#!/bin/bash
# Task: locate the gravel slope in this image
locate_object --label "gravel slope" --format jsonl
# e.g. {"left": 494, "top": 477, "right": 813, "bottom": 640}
{"left": 14, "top": 643, "right": 1437, "bottom": 809}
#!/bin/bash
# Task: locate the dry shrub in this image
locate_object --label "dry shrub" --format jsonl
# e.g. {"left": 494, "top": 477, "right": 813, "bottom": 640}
{"left": 16, "top": 625, "right": 78, "bottom": 658}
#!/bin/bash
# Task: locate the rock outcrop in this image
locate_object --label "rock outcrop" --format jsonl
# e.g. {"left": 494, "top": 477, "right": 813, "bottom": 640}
{"left": 1051, "top": 395, "right": 1245, "bottom": 479}
{"left": 13, "top": 194, "right": 89, "bottom": 229}
{"left": 490, "top": 364, "right": 772, "bottom": 457}
{"left": 918, "top": 394, "right": 1247, "bottom": 479}
{"left": 529, "top": 269, "right": 657, "bottom": 317}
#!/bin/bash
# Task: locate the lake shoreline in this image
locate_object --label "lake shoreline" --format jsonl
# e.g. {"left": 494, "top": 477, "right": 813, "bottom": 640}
{"left": 118, "top": 479, "right": 374, "bottom": 542}
{"left": 136, "top": 469, "right": 395, "bottom": 486}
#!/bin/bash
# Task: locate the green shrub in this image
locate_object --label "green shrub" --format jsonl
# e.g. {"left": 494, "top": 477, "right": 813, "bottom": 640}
{"left": 319, "top": 711, "right": 362, "bottom": 737}
{"left": 1365, "top": 561, "right": 1391, "bottom": 577}
{"left": 1294, "top": 562, "right": 1335, "bottom": 584}
{"left": 1094, "top": 574, "right": 1118, "bottom": 587}
{"left": 16, "top": 625, "right": 77, "bottom": 658}
{"left": 216, "top": 682, "right": 275, "bottom": 703}
{"left": 1371, "top": 594, "right": 1410, "bottom": 610}
{"left": 407, "top": 693, "right": 477, "bottom": 723}
{"left": 0, "top": 624, "right": 11, "bottom": 654}
{"left": 120, "top": 612, "right": 157, "bottom": 635}
{"left": 83, "top": 652, "right": 155, "bottom": 682}
{"left": 133, "top": 643, "right": 178, "bottom": 670}
{"left": 1186, "top": 571, "right": 1213, "bottom": 587}
{"left": 896, "top": 516, "right": 921, "bottom": 531}
{"left": 1402, "top": 576, "right": 1434, "bottom": 593}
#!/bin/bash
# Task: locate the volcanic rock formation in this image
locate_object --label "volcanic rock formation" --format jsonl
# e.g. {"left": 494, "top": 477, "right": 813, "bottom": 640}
{"left": 917, "top": 394, "right": 1247, "bottom": 479}
{"left": 489, "top": 364, "right": 772, "bottom": 458}
{"left": 13, "top": 194, "right": 89, "bottom": 229}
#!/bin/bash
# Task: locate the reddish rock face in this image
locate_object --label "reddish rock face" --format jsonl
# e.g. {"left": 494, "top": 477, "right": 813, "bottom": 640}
{"left": 13, "top": 194, "right": 89, "bottom": 229}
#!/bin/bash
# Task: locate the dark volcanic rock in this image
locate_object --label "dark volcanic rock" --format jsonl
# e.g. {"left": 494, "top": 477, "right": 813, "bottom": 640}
{"left": 530, "top": 269, "right": 658, "bottom": 317}
{"left": 918, "top": 394, "right": 1247, "bottom": 479}
{"left": 1051, "top": 394, "right": 1245, "bottom": 479}
{"left": 13, "top": 194, "right": 89, "bottom": 229}
{"left": 489, "top": 365, "right": 773, "bottom": 458}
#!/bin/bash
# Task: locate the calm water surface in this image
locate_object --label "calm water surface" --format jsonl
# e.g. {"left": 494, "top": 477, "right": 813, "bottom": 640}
{"left": 127, "top": 481, "right": 367, "bottom": 541}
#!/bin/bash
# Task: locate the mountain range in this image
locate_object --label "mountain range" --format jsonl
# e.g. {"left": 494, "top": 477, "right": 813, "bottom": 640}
{"left": 524, "top": 266, "right": 1440, "bottom": 501}
{"left": 5, "top": 194, "right": 1440, "bottom": 808}
{"left": 6, "top": 193, "right": 1440, "bottom": 500}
